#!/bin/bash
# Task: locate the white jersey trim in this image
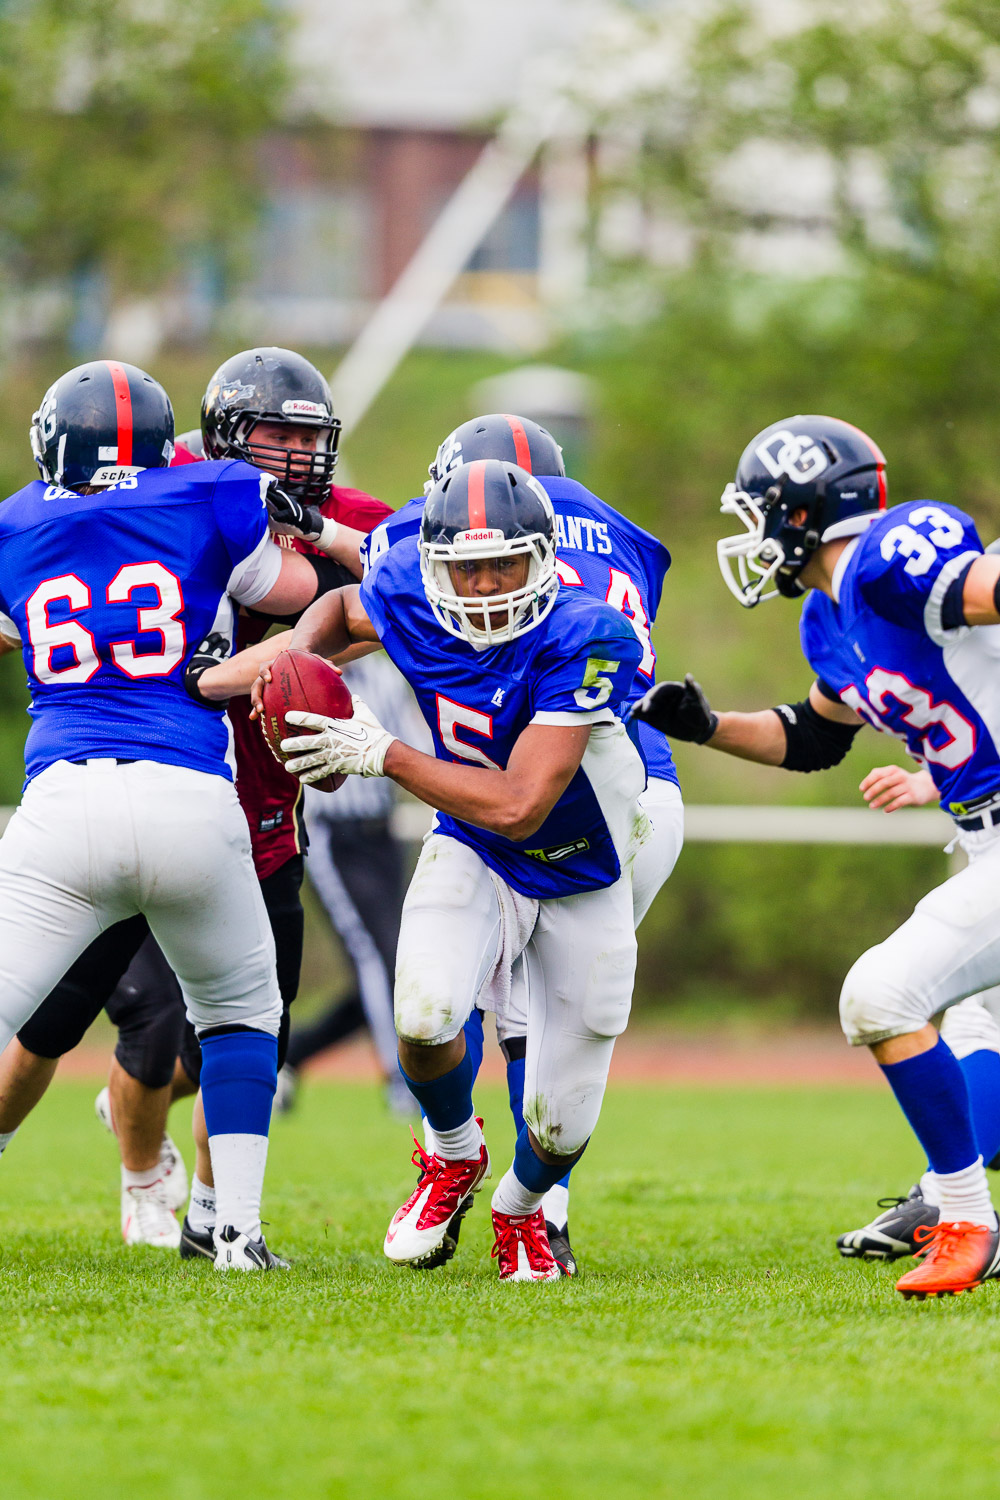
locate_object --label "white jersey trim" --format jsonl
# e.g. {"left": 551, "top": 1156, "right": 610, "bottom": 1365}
{"left": 530, "top": 709, "right": 615, "bottom": 727}
{"left": 923, "top": 549, "right": 978, "bottom": 648}
{"left": 227, "top": 532, "right": 282, "bottom": 607}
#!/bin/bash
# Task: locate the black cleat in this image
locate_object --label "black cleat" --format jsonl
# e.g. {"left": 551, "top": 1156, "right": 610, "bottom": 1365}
{"left": 836, "top": 1184, "right": 939, "bottom": 1261}
{"left": 179, "top": 1215, "right": 216, "bottom": 1261}
{"left": 411, "top": 1193, "right": 473, "bottom": 1271}
{"left": 545, "top": 1219, "right": 577, "bottom": 1277}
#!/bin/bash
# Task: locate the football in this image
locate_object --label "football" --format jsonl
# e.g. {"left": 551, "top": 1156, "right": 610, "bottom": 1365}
{"left": 260, "top": 648, "right": 353, "bottom": 794}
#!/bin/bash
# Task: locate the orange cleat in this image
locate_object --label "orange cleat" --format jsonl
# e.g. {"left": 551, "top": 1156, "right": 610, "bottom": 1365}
{"left": 895, "top": 1220, "right": 1000, "bottom": 1299}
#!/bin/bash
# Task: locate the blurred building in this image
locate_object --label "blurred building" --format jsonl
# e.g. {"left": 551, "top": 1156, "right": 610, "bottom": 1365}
{"left": 224, "top": 0, "right": 610, "bottom": 355}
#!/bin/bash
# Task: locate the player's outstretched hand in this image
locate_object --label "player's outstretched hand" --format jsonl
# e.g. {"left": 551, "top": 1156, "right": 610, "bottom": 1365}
{"left": 264, "top": 482, "right": 327, "bottom": 544}
{"left": 860, "top": 763, "right": 938, "bottom": 813}
{"left": 281, "top": 697, "right": 397, "bottom": 781}
{"left": 629, "top": 674, "right": 719, "bottom": 743}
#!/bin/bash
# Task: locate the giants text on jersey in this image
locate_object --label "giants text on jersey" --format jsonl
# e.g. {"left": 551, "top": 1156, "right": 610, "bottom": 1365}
{"left": 800, "top": 501, "right": 1000, "bottom": 817}
{"left": 0, "top": 461, "right": 279, "bottom": 784}
{"left": 360, "top": 476, "right": 678, "bottom": 787}
{"left": 359, "top": 537, "right": 645, "bottom": 899}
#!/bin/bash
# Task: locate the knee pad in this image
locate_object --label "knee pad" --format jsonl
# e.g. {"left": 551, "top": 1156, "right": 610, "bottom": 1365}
{"left": 580, "top": 939, "right": 636, "bottom": 1039}
{"left": 940, "top": 997, "right": 1000, "bottom": 1061}
{"left": 839, "top": 944, "right": 929, "bottom": 1045}
{"left": 523, "top": 1092, "right": 593, "bottom": 1158}
{"left": 114, "top": 1003, "right": 186, "bottom": 1089}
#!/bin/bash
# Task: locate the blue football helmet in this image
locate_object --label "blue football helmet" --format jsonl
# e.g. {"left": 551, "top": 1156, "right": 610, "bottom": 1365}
{"left": 717, "top": 414, "right": 887, "bottom": 606}
{"left": 30, "top": 360, "right": 174, "bottom": 491}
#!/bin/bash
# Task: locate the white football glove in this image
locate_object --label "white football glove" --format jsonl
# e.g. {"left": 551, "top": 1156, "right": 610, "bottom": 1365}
{"left": 281, "top": 696, "right": 396, "bottom": 782}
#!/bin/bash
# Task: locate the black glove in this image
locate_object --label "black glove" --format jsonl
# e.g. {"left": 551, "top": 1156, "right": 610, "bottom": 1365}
{"left": 265, "top": 482, "right": 326, "bottom": 544}
{"left": 183, "top": 632, "right": 233, "bottom": 706}
{"left": 629, "top": 674, "right": 719, "bottom": 743}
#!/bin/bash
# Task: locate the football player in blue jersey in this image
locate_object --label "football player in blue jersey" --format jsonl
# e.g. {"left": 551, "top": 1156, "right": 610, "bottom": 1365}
{"left": 257, "top": 458, "right": 650, "bottom": 1281}
{"left": 0, "top": 359, "right": 322, "bottom": 1270}
{"left": 356, "top": 413, "right": 684, "bottom": 1272}
{"left": 633, "top": 414, "right": 1000, "bottom": 1300}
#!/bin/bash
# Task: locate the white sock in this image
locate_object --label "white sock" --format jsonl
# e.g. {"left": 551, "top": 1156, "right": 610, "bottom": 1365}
{"left": 423, "top": 1118, "right": 439, "bottom": 1156}
{"left": 431, "top": 1115, "right": 482, "bottom": 1162}
{"left": 0, "top": 1128, "right": 18, "bottom": 1157}
{"left": 918, "top": 1170, "right": 942, "bottom": 1208}
{"left": 122, "top": 1163, "right": 163, "bottom": 1191}
{"left": 208, "top": 1133, "right": 269, "bottom": 1241}
{"left": 541, "top": 1182, "right": 570, "bottom": 1230}
{"left": 492, "top": 1167, "right": 543, "bottom": 1218}
{"left": 934, "top": 1156, "right": 998, "bottom": 1228}
{"left": 187, "top": 1174, "right": 217, "bottom": 1234}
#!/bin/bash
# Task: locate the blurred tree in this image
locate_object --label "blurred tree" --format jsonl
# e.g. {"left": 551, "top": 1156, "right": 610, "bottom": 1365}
{"left": 0, "top": 0, "right": 288, "bottom": 314}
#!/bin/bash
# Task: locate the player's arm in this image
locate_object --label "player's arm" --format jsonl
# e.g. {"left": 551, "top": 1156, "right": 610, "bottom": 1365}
{"left": 0, "top": 632, "right": 19, "bottom": 658}
{"left": 282, "top": 709, "right": 590, "bottom": 841}
{"left": 631, "top": 674, "right": 863, "bottom": 769}
{"left": 263, "top": 484, "right": 369, "bottom": 577}
{"left": 960, "top": 554, "right": 1000, "bottom": 626}
{"left": 383, "top": 724, "right": 590, "bottom": 840}
{"left": 286, "top": 584, "right": 381, "bottom": 655}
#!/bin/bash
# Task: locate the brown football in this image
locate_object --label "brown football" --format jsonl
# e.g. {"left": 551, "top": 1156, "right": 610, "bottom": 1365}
{"left": 260, "top": 649, "right": 353, "bottom": 794}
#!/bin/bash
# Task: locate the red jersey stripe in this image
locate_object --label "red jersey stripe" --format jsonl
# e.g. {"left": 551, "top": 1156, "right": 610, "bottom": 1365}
{"left": 504, "top": 414, "right": 532, "bottom": 471}
{"left": 467, "top": 460, "right": 488, "bottom": 528}
{"left": 105, "top": 361, "right": 133, "bottom": 466}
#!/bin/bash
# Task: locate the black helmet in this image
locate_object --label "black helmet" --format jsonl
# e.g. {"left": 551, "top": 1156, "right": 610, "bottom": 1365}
{"left": 201, "top": 347, "right": 341, "bottom": 501}
{"left": 420, "top": 459, "right": 558, "bottom": 648}
{"left": 718, "top": 414, "right": 887, "bottom": 606}
{"left": 30, "top": 360, "right": 174, "bottom": 490}
{"left": 427, "top": 413, "right": 565, "bottom": 491}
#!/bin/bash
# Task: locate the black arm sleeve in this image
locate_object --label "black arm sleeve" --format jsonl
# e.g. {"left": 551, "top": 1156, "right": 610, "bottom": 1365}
{"left": 773, "top": 698, "right": 862, "bottom": 772}
{"left": 247, "top": 554, "right": 356, "bottom": 627}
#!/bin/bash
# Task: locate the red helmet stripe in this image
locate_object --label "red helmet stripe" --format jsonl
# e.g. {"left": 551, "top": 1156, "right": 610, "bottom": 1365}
{"left": 467, "top": 460, "right": 488, "bottom": 528}
{"left": 839, "top": 418, "right": 887, "bottom": 510}
{"left": 105, "top": 361, "right": 133, "bottom": 466}
{"left": 504, "top": 414, "right": 532, "bottom": 471}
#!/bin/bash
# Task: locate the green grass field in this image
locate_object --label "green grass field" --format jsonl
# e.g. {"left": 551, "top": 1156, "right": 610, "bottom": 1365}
{"left": 2, "top": 1076, "right": 999, "bottom": 1499}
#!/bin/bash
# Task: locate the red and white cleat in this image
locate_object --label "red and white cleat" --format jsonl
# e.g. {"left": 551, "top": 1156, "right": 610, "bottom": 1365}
{"left": 895, "top": 1220, "right": 1000, "bottom": 1299}
{"left": 383, "top": 1127, "right": 490, "bottom": 1268}
{"left": 491, "top": 1207, "right": 562, "bottom": 1283}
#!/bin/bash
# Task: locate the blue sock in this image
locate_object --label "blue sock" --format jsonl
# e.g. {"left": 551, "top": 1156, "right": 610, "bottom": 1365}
{"left": 401, "top": 1045, "right": 475, "bottom": 1133}
{"left": 200, "top": 1030, "right": 277, "bottom": 1138}
{"left": 463, "top": 1008, "right": 485, "bottom": 1085}
{"left": 959, "top": 1049, "right": 1000, "bottom": 1167}
{"left": 512, "top": 1124, "right": 583, "bottom": 1196}
{"left": 880, "top": 1037, "right": 979, "bottom": 1175}
{"left": 506, "top": 1056, "right": 572, "bottom": 1190}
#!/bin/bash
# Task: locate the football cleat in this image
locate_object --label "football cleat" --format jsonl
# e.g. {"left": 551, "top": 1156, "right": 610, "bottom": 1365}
{"left": 274, "top": 1063, "right": 299, "bottom": 1115}
{"left": 545, "top": 1219, "right": 577, "bottom": 1277}
{"left": 836, "top": 1184, "right": 939, "bottom": 1261}
{"left": 492, "top": 1207, "right": 562, "bottom": 1282}
{"left": 121, "top": 1180, "right": 181, "bottom": 1249}
{"left": 384, "top": 1127, "right": 490, "bottom": 1268}
{"left": 179, "top": 1216, "right": 216, "bottom": 1261}
{"left": 895, "top": 1220, "right": 1000, "bottom": 1299}
{"left": 213, "top": 1224, "right": 289, "bottom": 1272}
{"left": 411, "top": 1194, "right": 472, "bottom": 1271}
{"left": 96, "top": 1085, "right": 188, "bottom": 1213}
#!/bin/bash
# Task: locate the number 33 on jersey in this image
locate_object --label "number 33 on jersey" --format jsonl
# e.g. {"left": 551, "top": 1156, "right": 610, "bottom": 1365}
{"left": 801, "top": 501, "right": 1000, "bottom": 815}
{"left": 0, "top": 460, "right": 278, "bottom": 785}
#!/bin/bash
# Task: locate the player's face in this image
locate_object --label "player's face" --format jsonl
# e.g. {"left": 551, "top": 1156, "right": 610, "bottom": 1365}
{"left": 253, "top": 421, "right": 320, "bottom": 458}
{"left": 447, "top": 555, "right": 530, "bottom": 598}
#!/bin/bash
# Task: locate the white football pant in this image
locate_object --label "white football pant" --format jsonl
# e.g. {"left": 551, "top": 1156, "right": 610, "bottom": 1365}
{"left": 841, "top": 820, "right": 1000, "bottom": 1051}
{"left": 394, "top": 832, "right": 637, "bottom": 1157}
{"left": 0, "top": 758, "right": 282, "bottom": 1056}
{"left": 499, "top": 776, "right": 684, "bottom": 1045}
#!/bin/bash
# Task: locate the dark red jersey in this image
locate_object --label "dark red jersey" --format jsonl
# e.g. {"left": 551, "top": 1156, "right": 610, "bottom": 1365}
{"left": 171, "top": 446, "right": 391, "bottom": 877}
